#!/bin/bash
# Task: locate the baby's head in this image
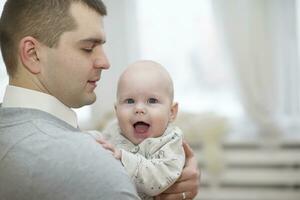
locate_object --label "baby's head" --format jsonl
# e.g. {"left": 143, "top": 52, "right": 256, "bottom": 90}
{"left": 115, "top": 60, "right": 178, "bottom": 145}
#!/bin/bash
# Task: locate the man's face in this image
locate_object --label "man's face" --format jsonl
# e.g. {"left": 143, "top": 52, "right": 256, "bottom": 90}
{"left": 39, "top": 2, "right": 110, "bottom": 108}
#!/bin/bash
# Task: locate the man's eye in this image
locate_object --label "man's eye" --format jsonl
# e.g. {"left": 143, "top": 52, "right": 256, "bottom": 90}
{"left": 125, "top": 99, "right": 135, "bottom": 104}
{"left": 82, "top": 48, "right": 93, "bottom": 53}
{"left": 148, "top": 98, "right": 158, "bottom": 104}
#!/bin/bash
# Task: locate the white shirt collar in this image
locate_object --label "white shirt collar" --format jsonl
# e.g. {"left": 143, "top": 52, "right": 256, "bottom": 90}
{"left": 2, "top": 85, "right": 78, "bottom": 128}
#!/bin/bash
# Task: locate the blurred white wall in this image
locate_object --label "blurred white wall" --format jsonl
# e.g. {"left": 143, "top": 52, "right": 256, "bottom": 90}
{"left": 0, "top": 1, "right": 8, "bottom": 101}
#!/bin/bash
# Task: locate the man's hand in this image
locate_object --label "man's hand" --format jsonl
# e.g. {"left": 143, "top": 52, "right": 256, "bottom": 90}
{"left": 155, "top": 141, "right": 200, "bottom": 200}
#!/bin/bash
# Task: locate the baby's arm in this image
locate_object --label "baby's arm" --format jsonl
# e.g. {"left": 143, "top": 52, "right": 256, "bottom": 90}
{"left": 96, "top": 137, "right": 121, "bottom": 159}
{"left": 86, "top": 130, "right": 121, "bottom": 159}
{"left": 155, "top": 141, "right": 200, "bottom": 200}
{"left": 121, "top": 130, "right": 185, "bottom": 197}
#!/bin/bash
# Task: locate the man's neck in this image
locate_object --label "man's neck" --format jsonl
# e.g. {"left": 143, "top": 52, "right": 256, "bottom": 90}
{"left": 2, "top": 85, "right": 78, "bottom": 128}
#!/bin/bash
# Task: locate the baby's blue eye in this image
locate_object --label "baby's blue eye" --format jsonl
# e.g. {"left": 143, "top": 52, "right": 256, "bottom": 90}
{"left": 148, "top": 98, "right": 158, "bottom": 104}
{"left": 125, "top": 98, "right": 135, "bottom": 104}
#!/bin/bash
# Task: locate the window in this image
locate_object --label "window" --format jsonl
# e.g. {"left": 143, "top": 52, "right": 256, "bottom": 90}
{"left": 136, "top": 0, "right": 243, "bottom": 119}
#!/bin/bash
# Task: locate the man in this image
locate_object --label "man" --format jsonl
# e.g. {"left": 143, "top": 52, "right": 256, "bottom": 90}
{"left": 0, "top": 0, "right": 199, "bottom": 200}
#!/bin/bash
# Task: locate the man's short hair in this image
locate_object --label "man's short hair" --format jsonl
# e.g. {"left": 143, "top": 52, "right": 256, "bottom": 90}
{"left": 0, "top": 0, "right": 107, "bottom": 77}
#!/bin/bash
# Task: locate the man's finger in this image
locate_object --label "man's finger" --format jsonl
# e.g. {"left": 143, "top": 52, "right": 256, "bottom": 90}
{"left": 183, "top": 140, "right": 194, "bottom": 158}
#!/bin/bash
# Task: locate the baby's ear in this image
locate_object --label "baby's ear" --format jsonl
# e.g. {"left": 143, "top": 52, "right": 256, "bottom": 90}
{"left": 114, "top": 103, "right": 117, "bottom": 112}
{"left": 169, "top": 102, "right": 178, "bottom": 122}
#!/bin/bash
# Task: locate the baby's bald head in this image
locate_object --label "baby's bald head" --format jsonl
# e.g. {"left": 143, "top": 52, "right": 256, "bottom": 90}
{"left": 117, "top": 60, "right": 174, "bottom": 102}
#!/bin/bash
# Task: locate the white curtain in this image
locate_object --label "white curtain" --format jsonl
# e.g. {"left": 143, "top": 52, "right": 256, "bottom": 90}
{"left": 212, "top": 0, "right": 300, "bottom": 137}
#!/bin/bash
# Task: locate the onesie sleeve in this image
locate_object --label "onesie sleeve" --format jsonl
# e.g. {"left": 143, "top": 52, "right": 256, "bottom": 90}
{"left": 121, "top": 128, "right": 185, "bottom": 197}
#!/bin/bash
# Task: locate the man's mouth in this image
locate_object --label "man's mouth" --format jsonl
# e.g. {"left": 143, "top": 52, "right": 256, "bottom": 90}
{"left": 88, "top": 78, "right": 100, "bottom": 87}
{"left": 133, "top": 121, "right": 150, "bottom": 134}
{"left": 88, "top": 81, "right": 97, "bottom": 87}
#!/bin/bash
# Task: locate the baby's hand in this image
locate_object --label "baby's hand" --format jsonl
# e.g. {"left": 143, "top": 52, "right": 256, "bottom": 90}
{"left": 96, "top": 138, "right": 122, "bottom": 160}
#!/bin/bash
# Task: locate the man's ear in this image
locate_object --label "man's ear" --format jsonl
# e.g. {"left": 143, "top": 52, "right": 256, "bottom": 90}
{"left": 169, "top": 102, "right": 178, "bottom": 122}
{"left": 19, "top": 36, "right": 42, "bottom": 74}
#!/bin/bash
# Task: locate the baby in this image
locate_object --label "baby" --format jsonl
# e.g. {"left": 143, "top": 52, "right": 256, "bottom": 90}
{"left": 92, "top": 60, "right": 185, "bottom": 200}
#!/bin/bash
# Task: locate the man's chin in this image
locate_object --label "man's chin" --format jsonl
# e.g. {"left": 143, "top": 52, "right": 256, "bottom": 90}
{"left": 84, "top": 95, "right": 97, "bottom": 106}
{"left": 71, "top": 95, "right": 97, "bottom": 108}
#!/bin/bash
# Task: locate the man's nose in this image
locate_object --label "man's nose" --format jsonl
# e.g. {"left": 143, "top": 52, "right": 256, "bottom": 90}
{"left": 94, "top": 49, "right": 110, "bottom": 69}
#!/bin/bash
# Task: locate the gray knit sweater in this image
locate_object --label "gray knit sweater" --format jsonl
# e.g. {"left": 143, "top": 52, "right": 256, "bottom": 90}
{"left": 0, "top": 107, "right": 140, "bottom": 200}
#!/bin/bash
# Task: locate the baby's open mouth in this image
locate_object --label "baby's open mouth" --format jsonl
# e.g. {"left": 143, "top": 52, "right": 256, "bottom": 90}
{"left": 133, "top": 121, "right": 150, "bottom": 134}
